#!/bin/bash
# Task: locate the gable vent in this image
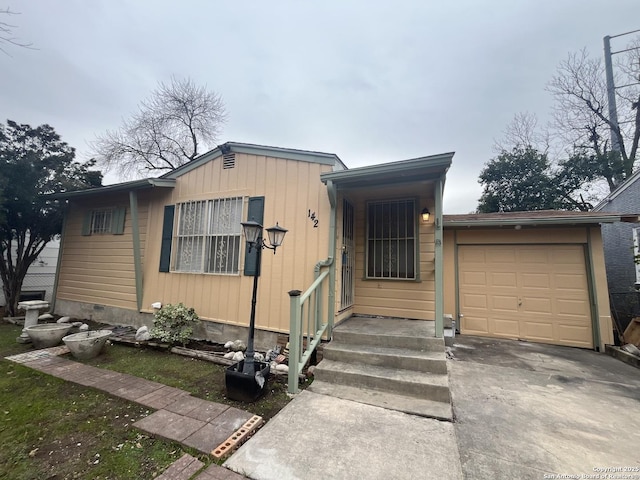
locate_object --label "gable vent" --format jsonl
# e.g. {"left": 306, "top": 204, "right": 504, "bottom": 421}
{"left": 223, "top": 153, "right": 236, "bottom": 169}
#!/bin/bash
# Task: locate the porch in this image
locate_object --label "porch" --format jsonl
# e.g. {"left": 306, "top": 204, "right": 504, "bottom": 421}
{"left": 287, "top": 153, "right": 454, "bottom": 397}
{"left": 323, "top": 153, "right": 453, "bottom": 333}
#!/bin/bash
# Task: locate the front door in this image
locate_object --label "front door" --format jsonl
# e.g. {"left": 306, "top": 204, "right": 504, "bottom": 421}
{"left": 341, "top": 199, "right": 355, "bottom": 309}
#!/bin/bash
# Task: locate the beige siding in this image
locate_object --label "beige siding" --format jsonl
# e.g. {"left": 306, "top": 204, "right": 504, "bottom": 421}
{"left": 340, "top": 184, "right": 436, "bottom": 320}
{"left": 443, "top": 229, "right": 456, "bottom": 317}
{"left": 57, "top": 193, "right": 148, "bottom": 311}
{"left": 142, "top": 153, "right": 332, "bottom": 333}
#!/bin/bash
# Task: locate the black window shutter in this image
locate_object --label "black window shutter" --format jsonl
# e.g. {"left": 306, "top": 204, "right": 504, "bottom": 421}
{"left": 111, "top": 207, "right": 126, "bottom": 235}
{"left": 81, "top": 212, "right": 92, "bottom": 236}
{"left": 244, "top": 196, "right": 265, "bottom": 276}
{"left": 159, "top": 205, "right": 175, "bottom": 272}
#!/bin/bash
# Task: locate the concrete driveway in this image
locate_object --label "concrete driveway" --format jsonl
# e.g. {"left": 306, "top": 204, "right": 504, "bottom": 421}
{"left": 449, "top": 335, "right": 640, "bottom": 479}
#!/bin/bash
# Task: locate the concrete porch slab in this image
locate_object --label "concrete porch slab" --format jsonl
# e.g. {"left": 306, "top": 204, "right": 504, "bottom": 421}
{"left": 224, "top": 390, "right": 462, "bottom": 480}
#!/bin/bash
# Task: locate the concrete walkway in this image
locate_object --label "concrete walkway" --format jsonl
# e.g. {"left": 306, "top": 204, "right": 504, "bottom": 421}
{"left": 225, "top": 336, "right": 640, "bottom": 480}
{"left": 5, "top": 347, "right": 251, "bottom": 480}
{"left": 224, "top": 389, "right": 463, "bottom": 479}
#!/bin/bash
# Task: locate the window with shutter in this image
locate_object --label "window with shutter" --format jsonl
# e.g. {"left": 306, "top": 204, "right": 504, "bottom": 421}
{"left": 81, "top": 207, "right": 126, "bottom": 235}
{"left": 173, "top": 197, "right": 243, "bottom": 274}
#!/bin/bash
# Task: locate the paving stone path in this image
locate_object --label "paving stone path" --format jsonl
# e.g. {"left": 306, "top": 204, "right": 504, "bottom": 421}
{"left": 6, "top": 347, "right": 250, "bottom": 480}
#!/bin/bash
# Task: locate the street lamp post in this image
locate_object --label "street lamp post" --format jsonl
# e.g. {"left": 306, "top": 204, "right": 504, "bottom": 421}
{"left": 227, "top": 220, "right": 287, "bottom": 397}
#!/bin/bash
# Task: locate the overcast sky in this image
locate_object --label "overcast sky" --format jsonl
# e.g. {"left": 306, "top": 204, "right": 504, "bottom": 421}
{"left": 2, "top": 1, "right": 638, "bottom": 213}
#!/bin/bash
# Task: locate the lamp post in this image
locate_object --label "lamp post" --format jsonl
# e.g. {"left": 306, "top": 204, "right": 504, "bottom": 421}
{"left": 239, "top": 220, "right": 288, "bottom": 376}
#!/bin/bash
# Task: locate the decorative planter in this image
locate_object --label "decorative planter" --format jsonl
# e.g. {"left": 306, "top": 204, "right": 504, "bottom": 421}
{"left": 63, "top": 330, "right": 112, "bottom": 360}
{"left": 225, "top": 360, "right": 270, "bottom": 402}
{"left": 25, "top": 323, "right": 73, "bottom": 349}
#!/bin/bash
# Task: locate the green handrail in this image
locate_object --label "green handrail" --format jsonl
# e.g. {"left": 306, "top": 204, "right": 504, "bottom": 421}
{"left": 288, "top": 269, "right": 330, "bottom": 393}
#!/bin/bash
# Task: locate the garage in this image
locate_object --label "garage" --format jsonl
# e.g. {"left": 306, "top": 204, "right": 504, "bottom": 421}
{"left": 458, "top": 244, "right": 592, "bottom": 348}
{"left": 443, "top": 211, "right": 626, "bottom": 351}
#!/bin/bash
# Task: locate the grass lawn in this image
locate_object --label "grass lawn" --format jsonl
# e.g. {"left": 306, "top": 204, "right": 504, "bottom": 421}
{"left": 80, "top": 337, "right": 294, "bottom": 421}
{"left": 0, "top": 321, "right": 295, "bottom": 479}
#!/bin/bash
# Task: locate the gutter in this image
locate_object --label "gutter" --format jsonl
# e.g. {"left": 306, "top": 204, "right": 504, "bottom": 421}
{"left": 443, "top": 215, "right": 636, "bottom": 229}
{"left": 47, "top": 178, "right": 176, "bottom": 200}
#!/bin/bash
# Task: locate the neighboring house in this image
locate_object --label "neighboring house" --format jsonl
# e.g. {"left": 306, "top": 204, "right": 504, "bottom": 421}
{"left": 50, "top": 142, "right": 626, "bottom": 351}
{"left": 594, "top": 172, "right": 640, "bottom": 332}
{"left": 0, "top": 238, "right": 60, "bottom": 306}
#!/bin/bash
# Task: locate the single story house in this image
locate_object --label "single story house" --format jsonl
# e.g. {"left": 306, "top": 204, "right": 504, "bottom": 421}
{"left": 50, "top": 142, "right": 630, "bottom": 351}
{"left": 593, "top": 170, "right": 640, "bottom": 332}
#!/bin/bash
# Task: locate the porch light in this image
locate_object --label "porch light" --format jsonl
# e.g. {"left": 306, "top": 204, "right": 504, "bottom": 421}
{"left": 421, "top": 208, "right": 431, "bottom": 222}
{"left": 227, "top": 219, "right": 288, "bottom": 402}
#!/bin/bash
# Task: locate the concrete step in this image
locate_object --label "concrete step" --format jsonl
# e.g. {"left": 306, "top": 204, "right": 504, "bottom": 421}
{"left": 332, "top": 317, "right": 440, "bottom": 352}
{"left": 308, "top": 380, "right": 453, "bottom": 421}
{"left": 313, "top": 359, "right": 451, "bottom": 404}
{"left": 323, "top": 343, "right": 448, "bottom": 374}
{"left": 332, "top": 329, "right": 445, "bottom": 351}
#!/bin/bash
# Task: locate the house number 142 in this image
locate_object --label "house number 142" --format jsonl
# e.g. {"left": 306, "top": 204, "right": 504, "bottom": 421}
{"left": 308, "top": 210, "right": 319, "bottom": 228}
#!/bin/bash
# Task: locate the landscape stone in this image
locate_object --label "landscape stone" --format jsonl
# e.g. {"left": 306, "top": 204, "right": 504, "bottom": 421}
{"left": 275, "top": 364, "right": 289, "bottom": 373}
{"left": 56, "top": 316, "right": 71, "bottom": 323}
{"left": 232, "top": 351, "right": 245, "bottom": 362}
{"left": 38, "top": 313, "right": 54, "bottom": 321}
{"left": 135, "top": 326, "right": 151, "bottom": 341}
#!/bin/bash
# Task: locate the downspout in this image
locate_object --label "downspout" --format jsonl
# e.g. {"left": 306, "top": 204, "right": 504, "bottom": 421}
{"left": 50, "top": 205, "right": 68, "bottom": 313}
{"left": 315, "top": 179, "right": 337, "bottom": 337}
{"left": 129, "top": 191, "right": 143, "bottom": 312}
{"left": 434, "top": 176, "right": 444, "bottom": 338}
{"left": 453, "top": 229, "right": 460, "bottom": 331}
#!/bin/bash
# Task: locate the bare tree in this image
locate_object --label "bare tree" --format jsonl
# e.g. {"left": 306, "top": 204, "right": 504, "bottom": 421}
{"left": 92, "top": 77, "right": 227, "bottom": 178}
{"left": 546, "top": 41, "right": 640, "bottom": 190}
{"left": 493, "top": 112, "right": 552, "bottom": 154}
{"left": 485, "top": 39, "right": 640, "bottom": 213}
{"left": 0, "top": 7, "right": 33, "bottom": 55}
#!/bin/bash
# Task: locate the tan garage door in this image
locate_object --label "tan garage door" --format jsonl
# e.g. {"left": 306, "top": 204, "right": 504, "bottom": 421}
{"left": 458, "top": 244, "right": 593, "bottom": 348}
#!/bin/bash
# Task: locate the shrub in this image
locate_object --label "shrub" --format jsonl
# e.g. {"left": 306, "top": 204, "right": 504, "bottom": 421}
{"left": 150, "top": 303, "right": 199, "bottom": 346}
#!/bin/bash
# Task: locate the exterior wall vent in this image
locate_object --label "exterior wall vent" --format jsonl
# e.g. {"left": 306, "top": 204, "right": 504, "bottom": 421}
{"left": 223, "top": 153, "right": 236, "bottom": 169}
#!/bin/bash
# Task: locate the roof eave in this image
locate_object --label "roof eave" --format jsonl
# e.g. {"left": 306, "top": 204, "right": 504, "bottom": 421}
{"left": 320, "top": 152, "right": 454, "bottom": 185}
{"left": 47, "top": 178, "right": 176, "bottom": 199}
{"left": 162, "top": 142, "right": 345, "bottom": 180}
{"left": 443, "top": 215, "right": 638, "bottom": 228}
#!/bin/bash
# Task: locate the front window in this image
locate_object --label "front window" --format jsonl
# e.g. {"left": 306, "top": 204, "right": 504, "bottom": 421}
{"left": 366, "top": 199, "right": 416, "bottom": 279}
{"left": 174, "top": 197, "right": 243, "bottom": 274}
